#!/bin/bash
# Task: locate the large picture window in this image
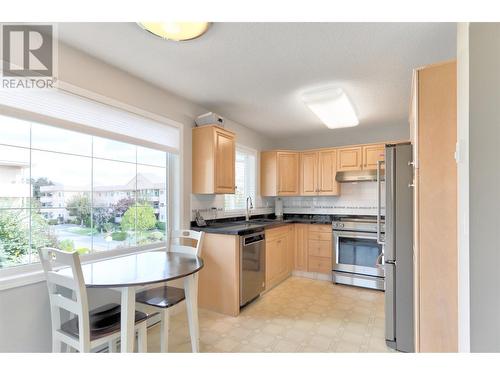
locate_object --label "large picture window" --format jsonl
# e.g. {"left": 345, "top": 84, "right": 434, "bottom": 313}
{"left": 0, "top": 114, "right": 173, "bottom": 269}
{"left": 224, "top": 146, "right": 256, "bottom": 211}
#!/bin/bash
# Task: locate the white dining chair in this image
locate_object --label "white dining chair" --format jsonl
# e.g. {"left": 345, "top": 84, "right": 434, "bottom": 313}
{"left": 39, "top": 247, "right": 149, "bottom": 353}
{"left": 135, "top": 230, "right": 204, "bottom": 352}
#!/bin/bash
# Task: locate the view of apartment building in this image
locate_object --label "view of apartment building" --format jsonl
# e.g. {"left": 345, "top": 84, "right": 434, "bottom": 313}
{"left": 39, "top": 173, "right": 167, "bottom": 222}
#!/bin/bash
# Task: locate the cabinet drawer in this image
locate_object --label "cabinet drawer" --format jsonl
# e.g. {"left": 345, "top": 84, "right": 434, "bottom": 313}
{"left": 308, "top": 240, "right": 332, "bottom": 258}
{"left": 308, "top": 256, "right": 332, "bottom": 274}
{"left": 309, "top": 224, "right": 332, "bottom": 233}
{"left": 265, "top": 225, "right": 291, "bottom": 241}
{"left": 308, "top": 231, "right": 331, "bottom": 241}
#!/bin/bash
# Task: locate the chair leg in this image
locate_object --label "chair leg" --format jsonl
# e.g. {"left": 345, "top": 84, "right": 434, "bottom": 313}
{"left": 137, "top": 322, "right": 147, "bottom": 353}
{"left": 184, "top": 274, "right": 200, "bottom": 353}
{"left": 160, "top": 309, "right": 170, "bottom": 353}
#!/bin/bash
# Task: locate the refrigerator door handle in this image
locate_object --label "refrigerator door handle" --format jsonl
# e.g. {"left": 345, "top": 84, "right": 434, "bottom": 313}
{"left": 377, "top": 159, "right": 385, "bottom": 245}
{"left": 375, "top": 252, "right": 385, "bottom": 268}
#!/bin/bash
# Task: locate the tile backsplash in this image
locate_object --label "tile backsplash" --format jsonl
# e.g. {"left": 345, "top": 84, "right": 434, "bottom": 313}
{"left": 191, "top": 182, "right": 384, "bottom": 221}
{"left": 191, "top": 194, "right": 275, "bottom": 220}
{"left": 281, "top": 181, "right": 385, "bottom": 216}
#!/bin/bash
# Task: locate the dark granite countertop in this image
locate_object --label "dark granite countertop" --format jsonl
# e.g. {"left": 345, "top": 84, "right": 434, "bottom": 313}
{"left": 190, "top": 214, "right": 337, "bottom": 236}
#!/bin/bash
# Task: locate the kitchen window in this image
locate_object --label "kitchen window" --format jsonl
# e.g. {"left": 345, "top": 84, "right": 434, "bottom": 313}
{"left": 224, "top": 146, "right": 256, "bottom": 211}
{"left": 0, "top": 113, "right": 177, "bottom": 270}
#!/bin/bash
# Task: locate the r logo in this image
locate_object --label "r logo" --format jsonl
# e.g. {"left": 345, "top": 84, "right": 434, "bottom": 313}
{"left": 2, "top": 24, "right": 53, "bottom": 77}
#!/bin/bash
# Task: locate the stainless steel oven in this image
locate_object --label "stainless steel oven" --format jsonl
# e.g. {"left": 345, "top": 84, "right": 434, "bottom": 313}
{"left": 332, "top": 216, "right": 385, "bottom": 290}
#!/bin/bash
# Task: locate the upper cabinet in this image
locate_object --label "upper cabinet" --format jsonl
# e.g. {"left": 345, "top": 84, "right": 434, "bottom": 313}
{"left": 260, "top": 142, "right": 391, "bottom": 197}
{"left": 337, "top": 144, "right": 385, "bottom": 171}
{"left": 192, "top": 125, "right": 235, "bottom": 194}
{"left": 317, "top": 149, "right": 340, "bottom": 195}
{"left": 261, "top": 151, "right": 299, "bottom": 196}
{"left": 299, "top": 151, "right": 318, "bottom": 196}
{"left": 337, "top": 146, "right": 362, "bottom": 171}
{"left": 300, "top": 149, "right": 340, "bottom": 196}
{"left": 362, "top": 144, "right": 385, "bottom": 170}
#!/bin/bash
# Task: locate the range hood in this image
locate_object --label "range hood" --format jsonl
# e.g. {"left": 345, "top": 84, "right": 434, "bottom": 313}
{"left": 336, "top": 169, "right": 385, "bottom": 183}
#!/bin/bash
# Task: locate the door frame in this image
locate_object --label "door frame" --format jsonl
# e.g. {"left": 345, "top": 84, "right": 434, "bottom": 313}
{"left": 457, "top": 22, "right": 470, "bottom": 353}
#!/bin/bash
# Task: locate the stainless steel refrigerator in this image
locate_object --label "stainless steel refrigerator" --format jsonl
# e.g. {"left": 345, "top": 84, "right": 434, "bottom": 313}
{"left": 377, "top": 143, "right": 414, "bottom": 352}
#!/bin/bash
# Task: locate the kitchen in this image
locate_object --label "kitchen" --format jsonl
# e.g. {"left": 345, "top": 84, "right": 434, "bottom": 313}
{"left": 191, "top": 130, "right": 416, "bottom": 351}
{"left": 2, "top": 16, "right": 489, "bottom": 360}
{"left": 180, "top": 24, "right": 457, "bottom": 353}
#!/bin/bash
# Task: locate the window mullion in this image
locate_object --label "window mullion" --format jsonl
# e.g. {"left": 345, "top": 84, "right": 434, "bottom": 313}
{"left": 90, "top": 136, "right": 94, "bottom": 253}
{"left": 28, "top": 123, "right": 32, "bottom": 264}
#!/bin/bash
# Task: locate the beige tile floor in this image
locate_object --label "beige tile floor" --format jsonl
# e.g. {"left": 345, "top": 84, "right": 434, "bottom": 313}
{"left": 147, "top": 276, "right": 395, "bottom": 353}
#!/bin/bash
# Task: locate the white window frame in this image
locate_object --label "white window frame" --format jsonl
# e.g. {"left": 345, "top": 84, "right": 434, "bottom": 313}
{"left": 0, "top": 82, "right": 184, "bottom": 290}
{"left": 224, "top": 144, "right": 257, "bottom": 212}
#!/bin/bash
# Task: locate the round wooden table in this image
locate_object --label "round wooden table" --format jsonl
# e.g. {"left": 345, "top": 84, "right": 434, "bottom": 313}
{"left": 59, "top": 250, "right": 204, "bottom": 352}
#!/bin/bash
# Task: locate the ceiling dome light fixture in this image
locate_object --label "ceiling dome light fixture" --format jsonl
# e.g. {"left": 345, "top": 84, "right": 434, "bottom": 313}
{"left": 138, "top": 22, "right": 210, "bottom": 41}
{"left": 302, "top": 87, "right": 359, "bottom": 129}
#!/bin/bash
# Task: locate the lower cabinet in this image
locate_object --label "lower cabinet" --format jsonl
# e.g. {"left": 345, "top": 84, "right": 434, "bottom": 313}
{"left": 198, "top": 233, "right": 240, "bottom": 316}
{"left": 265, "top": 223, "right": 333, "bottom": 291}
{"left": 307, "top": 225, "right": 332, "bottom": 274}
{"left": 294, "top": 224, "right": 309, "bottom": 271}
{"left": 265, "top": 225, "right": 293, "bottom": 290}
{"left": 294, "top": 224, "right": 332, "bottom": 275}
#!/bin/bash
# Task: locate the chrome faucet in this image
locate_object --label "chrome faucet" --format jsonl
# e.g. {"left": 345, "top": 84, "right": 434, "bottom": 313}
{"left": 245, "top": 196, "right": 254, "bottom": 221}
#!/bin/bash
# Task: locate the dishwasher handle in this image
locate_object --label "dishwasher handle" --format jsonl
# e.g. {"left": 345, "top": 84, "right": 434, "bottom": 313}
{"left": 243, "top": 233, "right": 265, "bottom": 246}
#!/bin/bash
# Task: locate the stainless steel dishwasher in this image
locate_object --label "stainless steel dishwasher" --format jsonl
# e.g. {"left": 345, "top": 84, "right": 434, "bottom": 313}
{"left": 240, "top": 231, "right": 266, "bottom": 307}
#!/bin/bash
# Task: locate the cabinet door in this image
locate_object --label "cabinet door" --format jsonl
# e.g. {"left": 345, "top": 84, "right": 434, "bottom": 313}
{"left": 363, "top": 144, "right": 385, "bottom": 170}
{"left": 266, "top": 234, "right": 288, "bottom": 289}
{"left": 300, "top": 151, "right": 318, "bottom": 195}
{"left": 214, "top": 129, "right": 235, "bottom": 193}
{"left": 276, "top": 234, "right": 289, "bottom": 280}
{"left": 277, "top": 152, "right": 299, "bottom": 196}
{"left": 294, "top": 224, "right": 308, "bottom": 271}
{"left": 337, "top": 147, "right": 362, "bottom": 171}
{"left": 318, "top": 149, "right": 339, "bottom": 195}
{"left": 265, "top": 238, "right": 277, "bottom": 289}
{"left": 287, "top": 225, "right": 295, "bottom": 274}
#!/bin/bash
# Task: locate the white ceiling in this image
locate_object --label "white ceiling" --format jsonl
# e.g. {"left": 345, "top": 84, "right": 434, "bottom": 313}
{"left": 57, "top": 23, "right": 456, "bottom": 139}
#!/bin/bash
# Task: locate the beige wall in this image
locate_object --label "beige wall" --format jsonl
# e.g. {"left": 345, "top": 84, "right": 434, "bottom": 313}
{"left": 271, "top": 123, "right": 408, "bottom": 150}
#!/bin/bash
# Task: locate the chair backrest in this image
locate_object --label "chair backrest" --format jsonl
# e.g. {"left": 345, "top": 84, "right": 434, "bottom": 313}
{"left": 39, "top": 247, "right": 91, "bottom": 350}
{"left": 168, "top": 229, "right": 204, "bottom": 256}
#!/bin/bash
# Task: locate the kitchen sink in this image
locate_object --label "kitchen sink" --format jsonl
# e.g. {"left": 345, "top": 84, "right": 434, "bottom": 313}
{"left": 219, "top": 223, "right": 265, "bottom": 231}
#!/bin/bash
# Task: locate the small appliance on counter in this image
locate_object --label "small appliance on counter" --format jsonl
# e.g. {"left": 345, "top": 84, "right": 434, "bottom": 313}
{"left": 274, "top": 197, "right": 283, "bottom": 219}
{"left": 195, "top": 112, "right": 225, "bottom": 127}
{"left": 194, "top": 210, "right": 207, "bottom": 227}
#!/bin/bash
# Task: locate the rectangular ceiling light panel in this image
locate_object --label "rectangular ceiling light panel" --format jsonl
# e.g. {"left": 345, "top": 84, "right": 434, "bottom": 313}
{"left": 302, "top": 88, "right": 359, "bottom": 129}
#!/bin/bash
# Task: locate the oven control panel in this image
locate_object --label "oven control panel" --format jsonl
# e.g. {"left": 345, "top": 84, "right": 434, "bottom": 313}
{"left": 332, "top": 217, "right": 385, "bottom": 234}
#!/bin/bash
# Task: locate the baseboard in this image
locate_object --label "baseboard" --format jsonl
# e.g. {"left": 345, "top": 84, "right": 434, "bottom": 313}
{"left": 292, "top": 270, "right": 332, "bottom": 282}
